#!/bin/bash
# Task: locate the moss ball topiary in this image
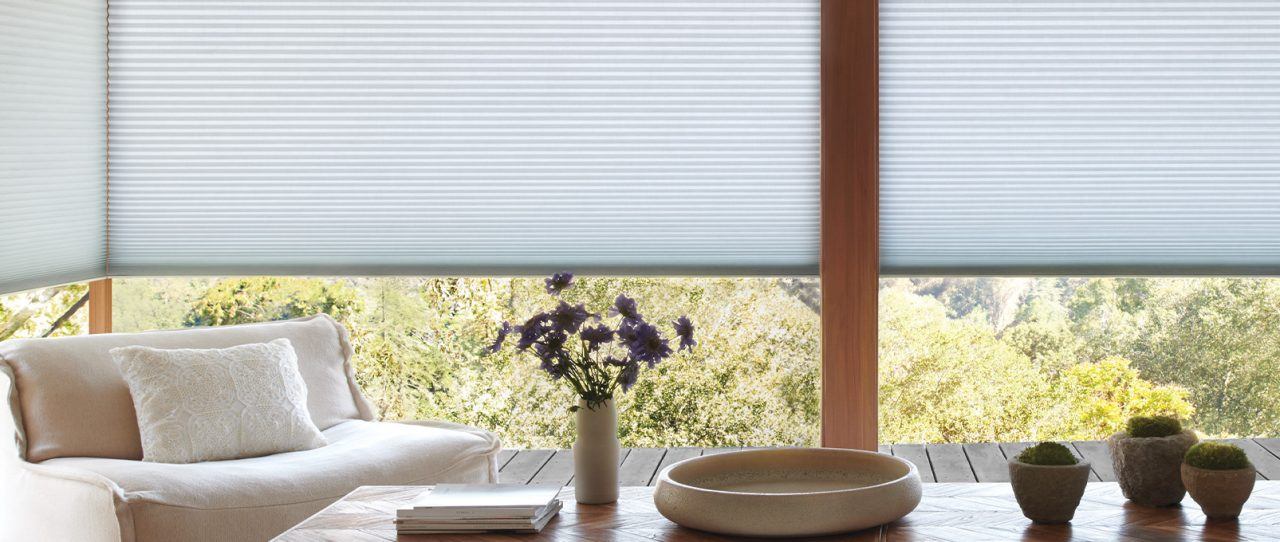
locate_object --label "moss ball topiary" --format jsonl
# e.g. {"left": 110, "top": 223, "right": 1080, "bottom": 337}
{"left": 1185, "top": 442, "right": 1251, "bottom": 470}
{"left": 1016, "top": 442, "right": 1079, "bottom": 466}
{"left": 1126, "top": 415, "right": 1182, "bottom": 438}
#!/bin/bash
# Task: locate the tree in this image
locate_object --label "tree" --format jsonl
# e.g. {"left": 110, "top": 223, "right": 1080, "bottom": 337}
{"left": 184, "top": 277, "right": 361, "bottom": 327}
{"left": 1132, "top": 279, "right": 1280, "bottom": 436}
{"left": 1003, "top": 286, "right": 1080, "bottom": 374}
{"left": 0, "top": 284, "right": 87, "bottom": 340}
{"left": 1045, "top": 357, "right": 1194, "bottom": 440}
{"left": 1066, "top": 278, "right": 1149, "bottom": 363}
{"left": 879, "top": 287, "right": 1053, "bottom": 443}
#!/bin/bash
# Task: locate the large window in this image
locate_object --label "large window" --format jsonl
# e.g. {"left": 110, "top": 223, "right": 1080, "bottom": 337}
{"left": 880, "top": 278, "right": 1279, "bottom": 443}
{"left": 111, "top": 277, "right": 821, "bottom": 448}
{"left": 7, "top": 275, "right": 1277, "bottom": 445}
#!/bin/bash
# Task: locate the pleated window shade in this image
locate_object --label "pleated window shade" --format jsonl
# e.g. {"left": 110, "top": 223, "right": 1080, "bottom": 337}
{"left": 0, "top": 0, "right": 107, "bottom": 294}
{"left": 881, "top": 0, "right": 1280, "bottom": 275}
{"left": 105, "top": 0, "right": 821, "bottom": 276}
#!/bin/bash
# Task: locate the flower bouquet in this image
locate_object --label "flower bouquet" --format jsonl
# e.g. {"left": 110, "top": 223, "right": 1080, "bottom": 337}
{"left": 488, "top": 272, "right": 695, "bottom": 503}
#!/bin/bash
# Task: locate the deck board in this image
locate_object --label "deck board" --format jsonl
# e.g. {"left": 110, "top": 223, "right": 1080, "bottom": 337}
{"left": 1256, "top": 438, "right": 1280, "bottom": 464}
{"left": 530, "top": 449, "right": 575, "bottom": 486}
{"left": 649, "top": 447, "right": 703, "bottom": 486}
{"left": 496, "top": 449, "right": 517, "bottom": 471}
{"left": 1064, "top": 442, "right": 1102, "bottom": 482}
{"left": 619, "top": 448, "right": 666, "bottom": 487}
{"left": 929, "top": 443, "right": 976, "bottom": 482}
{"left": 963, "top": 442, "right": 1008, "bottom": 482}
{"left": 498, "top": 449, "right": 554, "bottom": 484}
{"left": 1072, "top": 440, "right": 1117, "bottom": 482}
{"left": 998, "top": 441, "right": 1033, "bottom": 463}
{"left": 498, "top": 439, "right": 1280, "bottom": 487}
{"left": 892, "top": 443, "right": 935, "bottom": 483}
{"left": 1225, "top": 439, "right": 1278, "bottom": 480}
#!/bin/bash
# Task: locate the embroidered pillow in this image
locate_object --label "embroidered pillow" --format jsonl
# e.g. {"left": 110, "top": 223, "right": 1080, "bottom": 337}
{"left": 111, "top": 339, "right": 327, "bottom": 463}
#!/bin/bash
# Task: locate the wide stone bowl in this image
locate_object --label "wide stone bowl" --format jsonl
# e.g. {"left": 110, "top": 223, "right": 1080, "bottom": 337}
{"left": 653, "top": 448, "right": 922, "bottom": 538}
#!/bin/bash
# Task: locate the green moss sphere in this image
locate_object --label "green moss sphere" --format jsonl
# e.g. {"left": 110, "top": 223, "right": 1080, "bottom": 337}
{"left": 1185, "top": 442, "right": 1251, "bottom": 470}
{"left": 1016, "top": 442, "right": 1079, "bottom": 466}
{"left": 1126, "top": 415, "right": 1182, "bottom": 438}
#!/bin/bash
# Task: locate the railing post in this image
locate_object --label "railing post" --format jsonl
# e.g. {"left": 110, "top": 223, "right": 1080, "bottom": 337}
{"left": 88, "top": 278, "right": 112, "bottom": 334}
{"left": 820, "top": 0, "right": 879, "bottom": 450}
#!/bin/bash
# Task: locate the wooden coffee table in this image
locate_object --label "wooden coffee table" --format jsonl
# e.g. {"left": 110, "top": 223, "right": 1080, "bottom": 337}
{"left": 275, "top": 482, "right": 1280, "bottom": 541}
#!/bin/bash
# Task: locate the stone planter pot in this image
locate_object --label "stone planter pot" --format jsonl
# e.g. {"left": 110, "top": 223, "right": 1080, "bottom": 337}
{"left": 1108, "top": 430, "right": 1198, "bottom": 507}
{"left": 572, "top": 399, "right": 620, "bottom": 504}
{"left": 1182, "top": 463, "right": 1255, "bottom": 520}
{"left": 1007, "top": 459, "right": 1092, "bottom": 523}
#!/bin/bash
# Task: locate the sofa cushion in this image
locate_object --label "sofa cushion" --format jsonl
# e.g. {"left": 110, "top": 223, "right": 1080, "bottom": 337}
{"left": 42, "top": 420, "right": 500, "bottom": 542}
{"left": 0, "top": 315, "right": 375, "bottom": 462}
{"left": 114, "top": 339, "right": 328, "bottom": 463}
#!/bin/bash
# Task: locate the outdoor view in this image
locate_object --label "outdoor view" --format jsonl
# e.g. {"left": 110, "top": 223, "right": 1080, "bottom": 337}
{"left": 2, "top": 277, "right": 1276, "bottom": 448}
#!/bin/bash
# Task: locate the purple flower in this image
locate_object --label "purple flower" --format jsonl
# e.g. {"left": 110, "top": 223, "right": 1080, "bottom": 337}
{"left": 544, "top": 272, "right": 574, "bottom": 296}
{"left": 616, "top": 362, "right": 640, "bottom": 391}
{"left": 534, "top": 330, "right": 569, "bottom": 361}
{"left": 673, "top": 316, "right": 696, "bottom": 351}
{"left": 549, "top": 301, "right": 591, "bottom": 334}
{"left": 515, "top": 313, "right": 551, "bottom": 350}
{"left": 540, "top": 357, "right": 567, "bottom": 379}
{"left": 605, "top": 356, "right": 631, "bottom": 367}
{"left": 580, "top": 324, "right": 614, "bottom": 351}
{"left": 625, "top": 322, "right": 672, "bottom": 367}
{"left": 488, "top": 321, "right": 511, "bottom": 353}
{"left": 610, "top": 294, "right": 642, "bottom": 320}
{"left": 616, "top": 318, "right": 639, "bottom": 344}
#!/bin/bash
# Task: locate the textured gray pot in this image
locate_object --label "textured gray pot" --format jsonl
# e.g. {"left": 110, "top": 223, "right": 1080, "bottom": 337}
{"left": 1108, "top": 430, "right": 1198, "bottom": 507}
{"left": 1008, "top": 459, "right": 1092, "bottom": 523}
{"left": 1182, "top": 464, "right": 1255, "bottom": 520}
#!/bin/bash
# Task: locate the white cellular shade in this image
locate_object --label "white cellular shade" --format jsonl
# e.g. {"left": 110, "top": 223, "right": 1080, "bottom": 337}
{"left": 106, "top": 0, "right": 820, "bottom": 276}
{"left": 0, "top": 0, "right": 107, "bottom": 294}
{"left": 881, "top": 0, "right": 1280, "bottom": 275}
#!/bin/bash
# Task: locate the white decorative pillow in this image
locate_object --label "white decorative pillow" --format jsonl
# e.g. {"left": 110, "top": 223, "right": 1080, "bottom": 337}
{"left": 111, "top": 339, "right": 328, "bottom": 463}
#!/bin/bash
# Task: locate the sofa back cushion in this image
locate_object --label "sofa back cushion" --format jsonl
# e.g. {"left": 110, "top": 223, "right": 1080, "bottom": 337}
{"left": 0, "top": 315, "right": 374, "bottom": 462}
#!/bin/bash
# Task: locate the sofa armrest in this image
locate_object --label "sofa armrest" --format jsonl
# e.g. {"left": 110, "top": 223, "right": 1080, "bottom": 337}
{"left": 0, "top": 366, "right": 126, "bottom": 542}
{"left": 394, "top": 419, "right": 503, "bottom": 482}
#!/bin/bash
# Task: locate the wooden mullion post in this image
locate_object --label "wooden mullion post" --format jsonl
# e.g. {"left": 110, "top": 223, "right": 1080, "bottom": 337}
{"left": 820, "top": 0, "right": 879, "bottom": 450}
{"left": 88, "top": 278, "right": 112, "bottom": 334}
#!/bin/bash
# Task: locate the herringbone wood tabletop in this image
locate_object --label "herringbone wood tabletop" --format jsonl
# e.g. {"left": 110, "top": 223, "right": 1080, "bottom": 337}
{"left": 275, "top": 482, "right": 1280, "bottom": 541}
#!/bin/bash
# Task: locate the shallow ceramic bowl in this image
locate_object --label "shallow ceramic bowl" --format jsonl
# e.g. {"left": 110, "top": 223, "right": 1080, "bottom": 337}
{"left": 653, "top": 448, "right": 922, "bottom": 538}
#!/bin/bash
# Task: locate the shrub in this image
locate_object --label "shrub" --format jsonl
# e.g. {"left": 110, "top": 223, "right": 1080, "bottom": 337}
{"left": 1126, "top": 415, "right": 1182, "bottom": 438}
{"left": 1185, "top": 442, "right": 1251, "bottom": 470}
{"left": 1016, "top": 442, "right": 1078, "bottom": 466}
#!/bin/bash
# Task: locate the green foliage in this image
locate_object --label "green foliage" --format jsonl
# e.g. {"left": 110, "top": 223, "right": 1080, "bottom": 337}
{"left": 151, "top": 276, "right": 821, "bottom": 448}
{"left": 0, "top": 284, "right": 88, "bottom": 340}
{"left": 879, "top": 286, "right": 1051, "bottom": 443}
{"left": 112, "top": 278, "right": 209, "bottom": 332}
{"left": 184, "top": 277, "right": 361, "bottom": 327}
{"left": 1131, "top": 279, "right": 1280, "bottom": 437}
{"left": 1185, "top": 442, "right": 1251, "bottom": 470}
{"left": 1047, "top": 358, "right": 1193, "bottom": 440}
{"left": 1126, "top": 415, "right": 1183, "bottom": 438}
{"left": 1016, "top": 442, "right": 1078, "bottom": 466}
{"left": 93, "top": 275, "right": 1276, "bottom": 447}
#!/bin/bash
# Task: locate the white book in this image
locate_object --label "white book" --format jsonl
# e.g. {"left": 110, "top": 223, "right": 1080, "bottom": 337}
{"left": 396, "top": 499, "right": 561, "bottom": 534}
{"left": 397, "top": 484, "right": 562, "bottom": 520}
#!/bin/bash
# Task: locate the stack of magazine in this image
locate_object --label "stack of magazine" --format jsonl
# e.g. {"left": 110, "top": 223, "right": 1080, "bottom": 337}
{"left": 396, "top": 484, "right": 563, "bottom": 534}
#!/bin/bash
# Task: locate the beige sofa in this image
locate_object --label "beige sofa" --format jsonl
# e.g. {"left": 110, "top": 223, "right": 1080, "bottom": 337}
{"left": 0, "top": 315, "right": 501, "bottom": 542}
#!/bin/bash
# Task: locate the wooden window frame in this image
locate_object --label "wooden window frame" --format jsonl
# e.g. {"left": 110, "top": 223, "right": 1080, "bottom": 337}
{"left": 820, "top": 0, "right": 878, "bottom": 450}
{"left": 88, "top": 278, "right": 112, "bottom": 334}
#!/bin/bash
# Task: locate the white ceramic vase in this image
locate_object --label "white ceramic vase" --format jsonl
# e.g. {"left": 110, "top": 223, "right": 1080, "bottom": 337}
{"left": 573, "top": 399, "right": 620, "bottom": 504}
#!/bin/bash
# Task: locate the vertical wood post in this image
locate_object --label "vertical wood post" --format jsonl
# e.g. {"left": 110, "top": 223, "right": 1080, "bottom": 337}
{"left": 820, "top": 0, "right": 878, "bottom": 450}
{"left": 88, "top": 278, "right": 112, "bottom": 334}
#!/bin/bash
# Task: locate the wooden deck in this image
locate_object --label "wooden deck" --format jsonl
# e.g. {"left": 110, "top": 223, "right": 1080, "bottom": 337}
{"left": 498, "top": 438, "right": 1280, "bottom": 486}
